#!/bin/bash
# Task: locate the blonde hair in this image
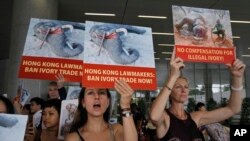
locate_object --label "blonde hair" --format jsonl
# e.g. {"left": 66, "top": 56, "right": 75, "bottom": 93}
{"left": 48, "top": 81, "right": 57, "bottom": 87}
{"left": 169, "top": 76, "right": 189, "bottom": 104}
{"left": 176, "top": 76, "right": 189, "bottom": 84}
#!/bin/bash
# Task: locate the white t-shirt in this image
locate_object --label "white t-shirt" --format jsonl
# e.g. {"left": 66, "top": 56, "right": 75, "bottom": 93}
{"left": 33, "top": 110, "right": 42, "bottom": 128}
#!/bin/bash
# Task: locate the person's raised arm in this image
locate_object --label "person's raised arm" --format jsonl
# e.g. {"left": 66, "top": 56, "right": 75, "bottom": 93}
{"left": 13, "top": 99, "right": 22, "bottom": 114}
{"left": 227, "top": 59, "right": 246, "bottom": 115}
{"left": 227, "top": 59, "right": 245, "bottom": 113}
{"left": 150, "top": 48, "right": 184, "bottom": 125}
{"left": 55, "top": 73, "right": 65, "bottom": 89}
{"left": 114, "top": 79, "right": 137, "bottom": 141}
{"left": 197, "top": 59, "right": 245, "bottom": 126}
{"left": 55, "top": 74, "right": 67, "bottom": 100}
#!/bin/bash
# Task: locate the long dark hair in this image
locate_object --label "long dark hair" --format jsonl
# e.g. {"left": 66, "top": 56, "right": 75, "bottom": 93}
{"left": 69, "top": 87, "right": 111, "bottom": 132}
{"left": 0, "top": 95, "right": 15, "bottom": 114}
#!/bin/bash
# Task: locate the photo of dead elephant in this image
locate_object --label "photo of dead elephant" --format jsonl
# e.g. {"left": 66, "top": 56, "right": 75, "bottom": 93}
{"left": 0, "top": 114, "right": 28, "bottom": 141}
{"left": 84, "top": 21, "right": 155, "bottom": 67}
{"left": 22, "top": 18, "right": 85, "bottom": 60}
{"left": 58, "top": 99, "right": 78, "bottom": 140}
{"left": 66, "top": 86, "right": 81, "bottom": 100}
{"left": 172, "top": 5, "right": 234, "bottom": 48}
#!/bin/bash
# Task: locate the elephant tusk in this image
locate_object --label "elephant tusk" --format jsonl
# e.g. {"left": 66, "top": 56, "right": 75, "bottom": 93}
{"left": 62, "top": 24, "right": 74, "bottom": 32}
{"left": 66, "top": 41, "right": 74, "bottom": 49}
{"left": 116, "top": 28, "right": 128, "bottom": 36}
{"left": 40, "top": 28, "right": 51, "bottom": 49}
{"left": 122, "top": 48, "right": 130, "bottom": 56}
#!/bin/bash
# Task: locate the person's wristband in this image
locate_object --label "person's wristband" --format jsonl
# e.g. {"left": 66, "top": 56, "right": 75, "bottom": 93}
{"left": 121, "top": 107, "right": 131, "bottom": 112}
{"left": 122, "top": 111, "right": 132, "bottom": 117}
{"left": 165, "top": 85, "right": 172, "bottom": 91}
{"left": 121, "top": 107, "right": 132, "bottom": 117}
{"left": 231, "top": 86, "right": 243, "bottom": 91}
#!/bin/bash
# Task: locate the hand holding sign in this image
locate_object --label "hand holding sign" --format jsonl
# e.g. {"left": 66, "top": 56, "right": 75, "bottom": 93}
{"left": 169, "top": 47, "right": 185, "bottom": 79}
{"left": 226, "top": 59, "right": 245, "bottom": 78}
{"left": 114, "top": 79, "right": 134, "bottom": 109}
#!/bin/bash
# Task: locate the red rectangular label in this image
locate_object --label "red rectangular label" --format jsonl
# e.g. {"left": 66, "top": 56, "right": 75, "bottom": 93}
{"left": 19, "top": 56, "right": 83, "bottom": 82}
{"left": 82, "top": 63, "right": 157, "bottom": 90}
{"left": 176, "top": 45, "right": 236, "bottom": 64}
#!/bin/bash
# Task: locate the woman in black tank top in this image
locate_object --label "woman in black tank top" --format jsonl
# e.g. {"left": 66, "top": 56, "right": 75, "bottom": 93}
{"left": 65, "top": 80, "right": 138, "bottom": 141}
{"left": 149, "top": 48, "right": 245, "bottom": 141}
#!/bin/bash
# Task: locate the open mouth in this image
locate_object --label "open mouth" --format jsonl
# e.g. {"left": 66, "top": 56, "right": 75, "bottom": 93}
{"left": 93, "top": 103, "right": 101, "bottom": 108}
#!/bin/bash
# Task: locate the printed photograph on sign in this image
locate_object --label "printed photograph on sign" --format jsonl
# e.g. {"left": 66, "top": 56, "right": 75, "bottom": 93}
{"left": 19, "top": 89, "right": 30, "bottom": 106}
{"left": 84, "top": 21, "right": 155, "bottom": 67}
{"left": 58, "top": 99, "right": 78, "bottom": 140}
{"left": 16, "top": 80, "right": 30, "bottom": 106}
{"left": 82, "top": 21, "right": 156, "bottom": 90}
{"left": 0, "top": 114, "right": 28, "bottom": 141}
{"left": 23, "top": 18, "right": 85, "bottom": 60}
{"left": 172, "top": 5, "right": 233, "bottom": 48}
{"left": 66, "top": 86, "right": 81, "bottom": 100}
{"left": 172, "top": 6, "right": 235, "bottom": 64}
{"left": 19, "top": 18, "right": 84, "bottom": 82}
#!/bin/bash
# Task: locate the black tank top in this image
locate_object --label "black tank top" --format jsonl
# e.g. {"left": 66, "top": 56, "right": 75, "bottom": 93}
{"left": 160, "top": 109, "right": 205, "bottom": 141}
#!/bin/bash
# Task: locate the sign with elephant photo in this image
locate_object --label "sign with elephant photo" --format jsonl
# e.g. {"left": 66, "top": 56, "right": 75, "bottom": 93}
{"left": 172, "top": 5, "right": 235, "bottom": 64}
{"left": 58, "top": 99, "right": 78, "bottom": 140}
{"left": 82, "top": 21, "right": 157, "bottom": 90}
{"left": 19, "top": 18, "right": 85, "bottom": 82}
{"left": 0, "top": 114, "right": 28, "bottom": 141}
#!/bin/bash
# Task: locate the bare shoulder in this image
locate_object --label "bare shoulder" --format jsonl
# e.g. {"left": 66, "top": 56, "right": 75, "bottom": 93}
{"left": 64, "top": 132, "right": 80, "bottom": 141}
{"left": 111, "top": 123, "right": 123, "bottom": 133}
{"left": 111, "top": 123, "right": 123, "bottom": 141}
